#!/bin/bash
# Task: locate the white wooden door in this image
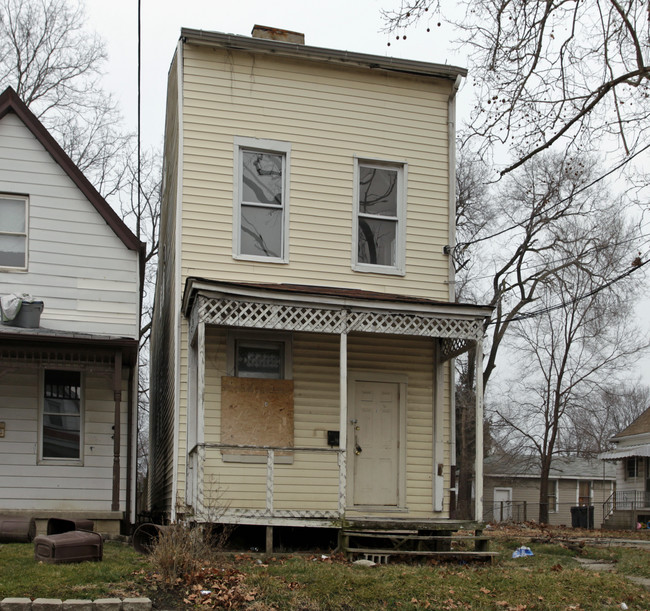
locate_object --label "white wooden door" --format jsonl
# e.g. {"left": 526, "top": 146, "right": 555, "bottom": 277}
{"left": 351, "top": 381, "right": 400, "bottom": 506}
{"left": 493, "top": 487, "right": 512, "bottom": 521}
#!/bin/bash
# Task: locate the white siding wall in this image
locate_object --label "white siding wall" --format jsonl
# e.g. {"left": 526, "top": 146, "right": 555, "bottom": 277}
{"left": 0, "top": 369, "right": 129, "bottom": 512}
{"left": 0, "top": 113, "right": 139, "bottom": 338}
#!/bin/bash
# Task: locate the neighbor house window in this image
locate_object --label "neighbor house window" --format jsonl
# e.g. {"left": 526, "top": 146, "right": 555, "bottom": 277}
{"left": 41, "top": 370, "right": 82, "bottom": 461}
{"left": 233, "top": 137, "right": 290, "bottom": 263}
{"left": 578, "top": 480, "right": 592, "bottom": 506}
{"left": 0, "top": 195, "right": 28, "bottom": 270}
{"left": 353, "top": 159, "right": 406, "bottom": 275}
{"left": 547, "top": 479, "right": 558, "bottom": 513}
{"left": 626, "top": 456, "right": 639, "bottom": 479}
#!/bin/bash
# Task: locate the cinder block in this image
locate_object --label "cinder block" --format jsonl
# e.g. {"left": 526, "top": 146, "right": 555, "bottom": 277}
{"left": 1, "top": 598, "right": 33, "bottom": 611}
{"left": 92, "top": 600, "right": 121, "bottom": 611}
{"left": 121, "top": 599, "right": 152, "bottom": 611}
{"left": 62, "top": 601, "right": 93, "bottom": 611}
{"left": 32, "top": 599, "right": 63, "bottom": 611}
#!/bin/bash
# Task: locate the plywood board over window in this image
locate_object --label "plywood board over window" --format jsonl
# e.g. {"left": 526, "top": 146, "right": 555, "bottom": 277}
{"left": 221, "top": 377, "right": 294, "bottom": 462}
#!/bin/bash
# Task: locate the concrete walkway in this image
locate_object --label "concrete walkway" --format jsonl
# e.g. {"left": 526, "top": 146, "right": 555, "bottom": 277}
{"left": 0, "top": 598, "right": 152, "bottom": 610}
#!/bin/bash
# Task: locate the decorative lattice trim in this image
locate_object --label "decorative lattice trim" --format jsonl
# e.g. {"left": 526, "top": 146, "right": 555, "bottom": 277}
{"left": 196, "top": 296, "right": 484, "bottom": 341}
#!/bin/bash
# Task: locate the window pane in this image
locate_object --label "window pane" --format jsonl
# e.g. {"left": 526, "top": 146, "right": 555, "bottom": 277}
{"left": 43, "top": 413, "right": 80, "bottom": 458}
{"left": 242, "top": 151, "right": 283, "bottom": 205}
{"left": 241, "top": 205, "right": 282, "bottom": 258}
{"left": 43, "top": 371, "right": 81, "bottom": 459}
{"left": 237, "top": 344, "right": 282, "bottom": 378}
{"left": 359, "top": 167, "right": 398, "bottom": 216}
{"left": 0, "top": 198, "right": 26, "bottom": 232}
{"left": 0, "top": 235, "right": 26, "bottom": 267}
{"left": 358, "top": 217, "right": 396, "bottom": 266}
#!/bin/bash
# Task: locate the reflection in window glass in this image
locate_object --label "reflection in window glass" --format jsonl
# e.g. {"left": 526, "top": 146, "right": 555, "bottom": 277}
{"left": 356, "top": 164, "right": 401, "bottom": 268}
{"left": 0, "top": 196, "right": 27, "bottom": 268}
{"left": 43, "top": 370, "right": 81, "bottom": 459}
{"left": 240, "top": 151, "right": 284, "bottom": 258}
{"left": 236, "top": 342, "right": 283, "bottom": 379}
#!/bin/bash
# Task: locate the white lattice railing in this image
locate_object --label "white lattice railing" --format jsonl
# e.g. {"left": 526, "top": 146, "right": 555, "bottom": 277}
{"left": 194, "top": 295, "right": 484, "bottom": 344}
{"left": 191, "top": 443, "right": 344, "bottom": 522}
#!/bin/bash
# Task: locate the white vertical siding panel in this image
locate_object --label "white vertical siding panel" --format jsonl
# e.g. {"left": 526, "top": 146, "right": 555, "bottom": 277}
{"left": 0, "top": 370, "right": 129, "bottom": 512}
{"left": 0, "top": 114, "right": 139, "bottom": 338}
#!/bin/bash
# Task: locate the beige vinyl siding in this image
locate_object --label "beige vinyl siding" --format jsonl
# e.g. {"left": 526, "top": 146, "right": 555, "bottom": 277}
{"left": 179, "top": 45, "right": 452, "bottom": 299}
{"left": 196, "top": 329, "right": 447, "bottom": 518}
{"left": 485, "top": 476, "right": 614, "bottom": 527}
{"left": 0, "top": 370, "right": 129, "bottom": 512}
{"left": 0, "top": 113, "right": 139, "bottom": 338}
{"left": 149, "top": 54, "right": 181, "bottom": 515}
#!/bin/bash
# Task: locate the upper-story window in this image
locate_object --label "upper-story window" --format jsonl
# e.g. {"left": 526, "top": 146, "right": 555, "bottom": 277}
{"left": 233, "top": 137, "right": 291, "bottom": 263}
{"left": 0, "top": 194, "right": 28, "bottom": 270}
{"left": 353, "top": 159, "right": 406, "bottom": 276}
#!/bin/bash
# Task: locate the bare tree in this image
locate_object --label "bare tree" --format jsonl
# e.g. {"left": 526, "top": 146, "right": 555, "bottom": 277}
{"left": 563, "top": 383, "right": 650, "bottom": 456}
{"left": 0, "top": 0, "right": 131, "bottom": 195}
{"left": 495, "top": 209, "right": 648, "bottom": 523}
{"left": 382, "top": 0, "right": 650, "bottom": 178}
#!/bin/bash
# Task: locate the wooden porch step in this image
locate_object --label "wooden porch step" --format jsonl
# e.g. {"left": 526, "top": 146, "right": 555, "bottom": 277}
{"left": 346, "top": 546, "right": 498, "bottom": 559}
{"left": 343, "top": 530, "right": 489, "bottom": 542}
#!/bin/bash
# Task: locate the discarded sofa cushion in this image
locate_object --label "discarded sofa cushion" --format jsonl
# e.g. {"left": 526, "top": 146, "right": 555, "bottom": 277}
{"left": 34, "top": 530, "right": 103, "bottom": 564}
{"left": 0, "top": 515, "right": 36, "bottom": 543}
{"left": 46, "top": 517, "right": 94, "bottom": 535}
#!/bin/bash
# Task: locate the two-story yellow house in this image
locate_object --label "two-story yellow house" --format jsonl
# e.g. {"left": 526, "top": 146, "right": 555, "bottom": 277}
{"left": 149, "top": 26, "right": 492, "bottom": 554}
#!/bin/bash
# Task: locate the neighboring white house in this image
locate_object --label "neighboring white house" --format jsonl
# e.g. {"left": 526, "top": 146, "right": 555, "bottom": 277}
{"left": 600, "top": 407, "right": 650, "bottom": 530}
{"left": 0, "top": 87, "right": 144, "bottom": 536}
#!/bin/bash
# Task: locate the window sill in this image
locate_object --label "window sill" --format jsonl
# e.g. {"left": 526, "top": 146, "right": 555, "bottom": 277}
{"left": 353, "top": 263, "right": 405, "bottom": 276}
{"left": 38, "top": 458, "right": 84, "bottom": 467}
{"left": 233, "top": 254, "right": 289, "bottom": 265}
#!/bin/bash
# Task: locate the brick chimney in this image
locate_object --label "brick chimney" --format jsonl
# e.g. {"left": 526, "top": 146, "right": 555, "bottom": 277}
{"left": 251, "top": 25, "right": 305, "bottom": 45}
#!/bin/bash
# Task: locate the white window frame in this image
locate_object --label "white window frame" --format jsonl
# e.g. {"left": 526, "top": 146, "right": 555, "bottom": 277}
{"left": 548, "top": 479, "right": 558, "bottom": 513}
{"left": 38, "top": 369, "right": 84, "bottom": 465}
{"left": 233, "top": 137, "right": 291, "bottom": 264}
{"left": 352, "top": 156, "right": 407, "bottom": 276}
{"left": 0, "top": 193, "right": 28, "bottom": 271}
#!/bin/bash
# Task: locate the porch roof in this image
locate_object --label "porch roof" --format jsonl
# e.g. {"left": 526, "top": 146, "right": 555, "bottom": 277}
{"left": 183, "top": 278, "right": 492, "bottom": 360}
{"left": 0, "top": 324, "right": 139, "bottom": 367}
{"left": 599, "top": 444, "right": 650, "bottom": 461}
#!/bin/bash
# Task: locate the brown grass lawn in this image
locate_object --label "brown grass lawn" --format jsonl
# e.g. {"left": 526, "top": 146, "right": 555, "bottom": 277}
{"left": 1, "top": 525, "right": 649, "bottom": 610}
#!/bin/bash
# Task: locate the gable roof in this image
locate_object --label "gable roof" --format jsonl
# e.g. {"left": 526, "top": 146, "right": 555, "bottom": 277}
{"left": 0, "top": 86, "right": 144, "bottom": 255}
{"left": 484, "top": 454, "right": 615, "bottom": 480}
{"left": 181, "top": 28, "right": 467, "bottom": 82}
{"left": 612, "top": 405, "right": 650, "bottom": 440}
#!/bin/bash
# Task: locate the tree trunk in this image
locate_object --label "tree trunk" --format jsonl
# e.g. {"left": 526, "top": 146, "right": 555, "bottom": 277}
{"left": 538, "top": 455, "right": 551, "bottom": 524}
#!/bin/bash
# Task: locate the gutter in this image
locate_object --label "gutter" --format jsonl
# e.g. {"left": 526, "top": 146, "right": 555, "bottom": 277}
{"left": 180, "top": 28, "right": 467, "bottom": 82}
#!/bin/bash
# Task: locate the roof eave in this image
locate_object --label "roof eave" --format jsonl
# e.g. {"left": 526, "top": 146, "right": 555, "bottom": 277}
{"left": 180, "top": 28, "right": 467, "bottom": 81}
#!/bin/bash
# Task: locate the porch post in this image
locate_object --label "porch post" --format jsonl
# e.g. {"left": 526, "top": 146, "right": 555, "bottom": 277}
{"left": 433, "top": 340, "right": 445, "bottom": 512}
{"left": 338, "top": 331, "right": 348, "bottom": 515}
{"left": 197, "top": 321, "right": 206, "bottom": 514}
{"left": 474, "top": 339, "right": 484, "bottom": 522}
{"left": 112, "top": 350, "right": 123, "bottom": 512}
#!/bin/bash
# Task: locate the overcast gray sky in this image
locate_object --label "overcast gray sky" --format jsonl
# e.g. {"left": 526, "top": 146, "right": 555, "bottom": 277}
{"left": 84, "top": 0, "right": 465, "bottom": 150}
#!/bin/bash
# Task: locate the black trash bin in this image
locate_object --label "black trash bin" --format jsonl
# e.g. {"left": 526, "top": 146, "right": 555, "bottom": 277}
{"left": 570, "top": 506, "right": 594, "bottom": 529}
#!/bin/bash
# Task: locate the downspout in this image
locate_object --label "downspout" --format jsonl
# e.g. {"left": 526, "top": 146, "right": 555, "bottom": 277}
{"left": 112, "top": 350, "right": 123, "bottom": 513}
{"left": 447, "top": 75, "right": 462, "bottom": 516}
{"left": 171, "top": 38, "right": 185, "bottom": 522}
{"left": 126, "top": 362, "right": 135, "bottom": 527}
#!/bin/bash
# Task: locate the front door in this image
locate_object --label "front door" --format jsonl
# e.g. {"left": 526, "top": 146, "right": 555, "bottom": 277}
{"left": 351, "top": 380, "right": 400, "bottom": 506}
{"left": 493, "top": 488, "right": 512, "bottom": 521}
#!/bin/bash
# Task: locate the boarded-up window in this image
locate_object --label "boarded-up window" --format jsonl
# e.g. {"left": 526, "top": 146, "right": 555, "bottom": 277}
{"left": 221, "top": 377, "right": 294, "bottom": 462}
